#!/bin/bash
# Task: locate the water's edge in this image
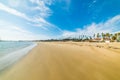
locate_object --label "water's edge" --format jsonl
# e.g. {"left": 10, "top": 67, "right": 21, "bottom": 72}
{"left": 0, "top": 43, "right": 37, "bottom": 73}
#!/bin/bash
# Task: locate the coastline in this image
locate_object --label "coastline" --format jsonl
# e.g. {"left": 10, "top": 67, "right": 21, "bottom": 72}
{"left": 1, "top": 42, "right": 120, "bottom": 80}
{"left": 0, "top": 42, "right": 37, "bottom": 73}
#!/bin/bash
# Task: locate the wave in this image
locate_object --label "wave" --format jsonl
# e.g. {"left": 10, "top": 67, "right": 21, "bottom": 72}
{"left": 0, "top": 43, "right": 37, "bottom": 72}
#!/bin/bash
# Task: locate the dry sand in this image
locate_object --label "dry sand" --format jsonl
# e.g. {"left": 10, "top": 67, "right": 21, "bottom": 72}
{"left": 1, "top": 42, "right": 120, "bottom": 80}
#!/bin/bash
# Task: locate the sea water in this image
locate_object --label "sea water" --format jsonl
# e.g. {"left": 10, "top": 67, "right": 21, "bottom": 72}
{"left": 0, "top": 41, "right": 37, "bottom": 72}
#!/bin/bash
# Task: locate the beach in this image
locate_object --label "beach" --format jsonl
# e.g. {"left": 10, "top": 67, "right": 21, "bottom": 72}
{"left": 1, "top": 42, "right": 120, "bottom": 80}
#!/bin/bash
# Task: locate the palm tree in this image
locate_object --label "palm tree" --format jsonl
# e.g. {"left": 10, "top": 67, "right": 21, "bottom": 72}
{"left": 115, "top": 33, "right": 117, "bottom": 37}
{"left": 101, "top": 33, "right": 105, "bottom": 40}
{"left": 93, "top": 33, "right": 95, "bottom": 39}
{"left": 118, "top": 32, "right": 120, "bottom": 36}
{"left": 110, "top": 34, "right": 113, "bottom": 40}
{"left": 112, "top": 35, "right": 116, "bottom": 41}
{"left": 97, "top": 33, "right": 100, "bottom": 38}
{"left": 117, "top": 32, "right": 120, "bottom": 41}
{"left": 105, "top": 33, "right": 110, "bottom": 40}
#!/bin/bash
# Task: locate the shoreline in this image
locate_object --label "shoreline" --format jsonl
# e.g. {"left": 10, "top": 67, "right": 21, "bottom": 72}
{"left": 1, "top": 42, "right": 120, "bottom": 80}
{"left": 0, "top": 43, "right": 37, "bottom": 73}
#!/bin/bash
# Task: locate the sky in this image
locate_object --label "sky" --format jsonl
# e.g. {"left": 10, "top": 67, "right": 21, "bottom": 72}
{"left": 0, "top": 0, "right": 120, "bottom": 40}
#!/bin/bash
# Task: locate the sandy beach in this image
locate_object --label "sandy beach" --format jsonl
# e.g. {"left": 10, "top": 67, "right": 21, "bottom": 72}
{"left": 1, "top": 42, "right": 120, "bottom": 80}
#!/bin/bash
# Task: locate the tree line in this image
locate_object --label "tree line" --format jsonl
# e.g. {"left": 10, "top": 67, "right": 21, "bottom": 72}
{"left": 39, "top": 32, "right": 120, "bottom": 42}
{"left": 94, "top": 32, "right": 120, "bottom": 42}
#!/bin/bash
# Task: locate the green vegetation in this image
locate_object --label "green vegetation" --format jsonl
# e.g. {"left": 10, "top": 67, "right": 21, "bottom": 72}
{"left": 38, "top": 32, "right": 120, "bottom": 42}
{"left": 93, "top": 32, "right": 120, "bottom": 42}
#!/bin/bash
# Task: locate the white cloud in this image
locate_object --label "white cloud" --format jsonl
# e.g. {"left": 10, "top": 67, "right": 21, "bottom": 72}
{"left": 0, "top": 29, "right": 50, "bottom": 40}
{"left": 29, "top": 0, "right": 63, "bottom": 31}
{"left": 0, "top": 20, "right": 50, "bottom": 40}
{"left": 8, "top": 0, "right": 21, "bottom": 7}
{"left": 11, "top": 26, "right": 32, "bottom": 34}
{"left": 0, "top": 1, "right": 62, "bottom": 40}
{"left": 65, "top": 0, "right": 71, "bottom": 11}
{"left": 57, "top": 0, "right": 71, "bottom": 11}
{"left": 30, "top": 0, "right": 54, "bottom": 18}
{"left": 88, "top": 0, "right": 97, "bottom": 8}
{"left": 0, "top": 2, "right": 31, "bottom": 21}
{"left": 62, "top": 15, "right": 120, "bottom": 38}
{"left": 0, "top": 2, "right": 61, "bottom": 31}
{"left": 31, "top": 17, "right": 62, "bottom": 32}
{"left": 7, "top": 0, "right": 54, "bottom": 18}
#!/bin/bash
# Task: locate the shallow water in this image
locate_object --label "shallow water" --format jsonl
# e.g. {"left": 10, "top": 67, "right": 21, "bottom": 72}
{"left": 0, "top": 41, "right": 36, "bottom": 72}
{"left": 0, "top": 41, "right": 33, "bottom": 57}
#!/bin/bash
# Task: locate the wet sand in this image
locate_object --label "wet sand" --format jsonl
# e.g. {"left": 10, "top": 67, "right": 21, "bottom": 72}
{"left": 1, "top": 42, "right": 120, "bottom": 80}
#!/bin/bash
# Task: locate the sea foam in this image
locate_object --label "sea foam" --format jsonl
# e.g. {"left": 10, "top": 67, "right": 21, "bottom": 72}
{"left": 0, "top": 42, "right": 37, "bottom": 72}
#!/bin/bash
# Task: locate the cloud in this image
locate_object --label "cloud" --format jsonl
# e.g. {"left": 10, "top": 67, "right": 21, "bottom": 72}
{"left": 88, "top": 0, "right": 97, "bottom": 8}
{"left": 57, "top": 0, "right": 71, "bottom": 11}
{"left": 62, "top": 15, "right": 120, "bottom": 38}
{"left": 11, "top": 26, "right": 32, "bottom": 34}
{"left": 8, "top": 0, "right": 21, "bottom": 7}
{"left": 7, "top": 0, "right": 54, "bottom": 18}
{"left": 0, "top": 20, "right": 50, "bottom": 40}
{"left": 29, "top": 0, "right": 62, "bottom": 31}
{"left": 63, "top": 0, "right": 71, "bottom": 11}
{"left": 0, "top": 2, "right": 61, "bottom": 31}
{"left": 66, "top": 0, "right": 71, "bottom": 9}
{"left": 33, "top": 17, "right": 62, "bottom": 31}
{"left": 0, "top": 1, "right": 62, "bottom": 40}
{"left": 30, "top": 0, "right": 54, "bottom": 18}
{"left": 0, "top": 2, "right": 31, "bottom": 21}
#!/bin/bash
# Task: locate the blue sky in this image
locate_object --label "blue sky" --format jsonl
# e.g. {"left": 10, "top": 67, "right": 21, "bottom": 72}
{"left": 0, "top": 0, "right": 120, "bottom": 40}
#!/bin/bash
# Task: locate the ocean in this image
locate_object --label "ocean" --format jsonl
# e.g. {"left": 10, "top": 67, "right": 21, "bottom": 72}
{"left": 0, "top": 41, "right": 37, "bottom": 72}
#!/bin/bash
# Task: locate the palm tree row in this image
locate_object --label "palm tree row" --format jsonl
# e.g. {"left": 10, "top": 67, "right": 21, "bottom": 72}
{"left": 40, "top": 32, "right": 120, "bottom": 42}
{"left": 93, "top": 32, "right": 120, "bottom": 42}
